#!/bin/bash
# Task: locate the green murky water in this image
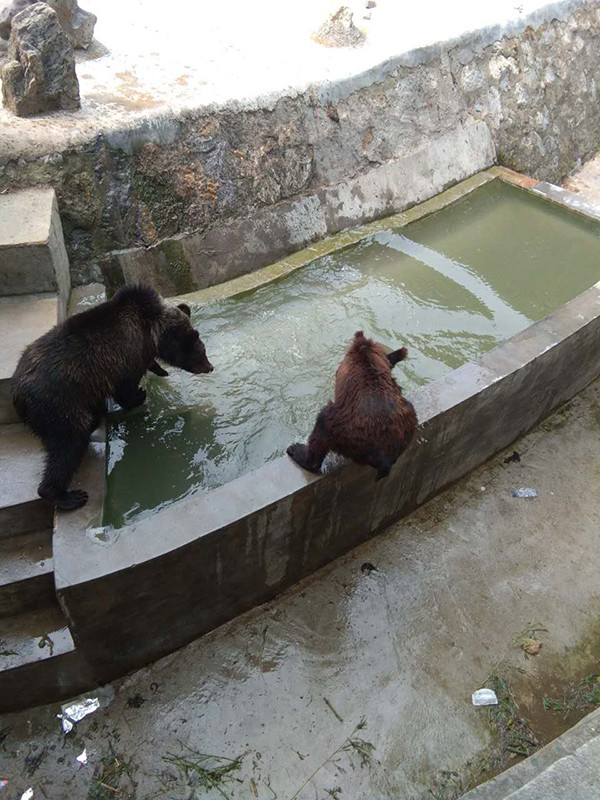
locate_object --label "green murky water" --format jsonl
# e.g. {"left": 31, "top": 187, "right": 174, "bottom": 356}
{"left": 104, "top": 179, "right": 600, "bottom": 527}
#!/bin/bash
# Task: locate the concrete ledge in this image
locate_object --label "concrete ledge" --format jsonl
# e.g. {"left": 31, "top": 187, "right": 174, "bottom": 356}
{"left": 0, "top": 189, "right": 71, "bottom": 318}
{"left": 54, "top": 274, "right": 600, "bottom": 681}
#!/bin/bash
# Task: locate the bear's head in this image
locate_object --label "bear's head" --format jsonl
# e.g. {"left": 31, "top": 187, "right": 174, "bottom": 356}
{"left": 158, "top": 303, "right": 214, "bottom": 374}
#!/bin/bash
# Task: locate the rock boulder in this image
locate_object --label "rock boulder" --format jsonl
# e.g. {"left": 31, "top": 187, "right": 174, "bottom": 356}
{"left": 1, "top": 2, "right": 80, "bottom": 116}
{"left": 312, "top": 6, "right": 365, "bottom": 48}
{"left": 0, "top": 0, "right": 96, "bottom": 49}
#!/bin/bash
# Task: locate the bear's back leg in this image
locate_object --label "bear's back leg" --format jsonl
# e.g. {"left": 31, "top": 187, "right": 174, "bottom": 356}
{"left": 287, "top": 405, "right": 333, "bottom": 474}
{"left": 36, "top": 414, "right": 98, "bottom": 510}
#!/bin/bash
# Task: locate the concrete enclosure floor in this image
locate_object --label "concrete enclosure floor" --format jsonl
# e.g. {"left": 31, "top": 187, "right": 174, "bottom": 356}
{"left": 0, "top": 0, "right": 561, "bottom": 158}
{"left": 3, "top": 374, "right": 600, "bottom": 798}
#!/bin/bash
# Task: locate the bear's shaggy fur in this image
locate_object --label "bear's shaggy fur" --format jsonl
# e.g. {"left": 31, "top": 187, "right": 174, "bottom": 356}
{"left": 287, "top": 331, "right": 417, "bottom": 479}
{"left": 12, "top": 284, "right": 213, "bottom": 510}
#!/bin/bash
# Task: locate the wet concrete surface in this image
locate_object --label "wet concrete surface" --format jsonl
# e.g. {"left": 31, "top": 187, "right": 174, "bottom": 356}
{"left": 3, "top": 378, "right": 600, "bottom": 798}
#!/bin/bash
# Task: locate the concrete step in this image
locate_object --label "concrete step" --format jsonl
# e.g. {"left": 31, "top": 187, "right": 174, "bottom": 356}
{"left": 0, "top": 187, "right": 70, "bottom": 316}
{"left": 0, "top": 602, "right": 96, "bottom": 713}
{"left": 0, "top": 424, "right": 53, "bottom": 538}
{"left": 0, "top": 529, "right": 54, "bottom": 617}
{"left": 0, "top": 292, "right": 59, "bottom": 424}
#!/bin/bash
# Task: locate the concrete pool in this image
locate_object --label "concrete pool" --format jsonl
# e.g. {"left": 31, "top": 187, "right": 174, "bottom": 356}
{"left": 1, "top": 166, "right": 588, "bottom": 703}
{"left": 104, "top": 177, "right": 600, "bottom": 528}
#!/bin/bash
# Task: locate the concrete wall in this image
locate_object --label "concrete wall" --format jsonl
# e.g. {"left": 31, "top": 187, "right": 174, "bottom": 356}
{"left": 1, "top": 1, "right": 599, "bottom": 290}
{"left": 54, "top": 276, "right": 600, "bottom": 683}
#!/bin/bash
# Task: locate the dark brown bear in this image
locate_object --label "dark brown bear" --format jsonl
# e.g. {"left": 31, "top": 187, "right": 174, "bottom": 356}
{"left": 287, "top": 331, "right": 417, "bottom": 479}
{"left": 12, "top": 284, "right": 213, "bottom": 510}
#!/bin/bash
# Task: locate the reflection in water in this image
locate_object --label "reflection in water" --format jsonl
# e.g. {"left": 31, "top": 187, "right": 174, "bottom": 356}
{"left": 104, "top": 180, "right": 600, "bottom": 527}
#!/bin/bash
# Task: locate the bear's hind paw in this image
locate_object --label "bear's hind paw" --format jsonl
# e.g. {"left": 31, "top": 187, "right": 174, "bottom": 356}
{"left": 57, "top": 489, "right": 89, "bottom": 510}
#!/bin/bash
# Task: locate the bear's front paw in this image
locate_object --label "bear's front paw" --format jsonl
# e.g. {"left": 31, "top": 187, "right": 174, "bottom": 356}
{"left": 120, "top": 387, "right": 147, "bottom": 410}
{"left": 287, "top": 443, "right": 319, "bottom": 472}
{"left": 130, "top": 387, "right": 147, "bottom": 407}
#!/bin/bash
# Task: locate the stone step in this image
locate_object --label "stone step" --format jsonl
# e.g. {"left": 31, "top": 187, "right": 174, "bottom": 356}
{"left": 0, "top": 602, "right": 95, "bottom": 713}
{"left": 0, "top": 423, "right": 53, "bottom": 538}
{"left": 0, "top": 187, "right": 70, "bottom": 316}
{"left": 0, "top": 528, "right": 54, "bottom": 617}
{"left": 0, "top": 292, "right": 60, "bottom": 424}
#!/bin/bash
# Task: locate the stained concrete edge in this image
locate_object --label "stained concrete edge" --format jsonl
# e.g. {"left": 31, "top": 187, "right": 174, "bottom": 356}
{"left": 106, "top": 121, "right": 496, "bottom": 297}
{"left": 462, "top": 708, "right": 600, "bottom": 798}
{"left": 174, "top": 169, "right": 498, "bottom": 307}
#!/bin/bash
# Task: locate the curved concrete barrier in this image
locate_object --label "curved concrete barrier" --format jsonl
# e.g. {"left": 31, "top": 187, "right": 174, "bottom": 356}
{"left": 52, "top": 171, "right": 600, "bottom": 686}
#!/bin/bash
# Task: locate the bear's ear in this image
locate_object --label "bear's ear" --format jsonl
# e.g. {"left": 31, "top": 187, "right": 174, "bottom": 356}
{"left": 178, "top": 303, "right": 192, "bottom": 317}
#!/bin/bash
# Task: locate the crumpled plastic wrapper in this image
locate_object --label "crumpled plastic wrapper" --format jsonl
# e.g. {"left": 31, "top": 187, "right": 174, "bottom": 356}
{"left": 76, "top": 748, "right": 88, "bottom": 765}
{"left": 21, "top": 790, "right": 34, "bottom": 800}
{"left": 512, "top": 487, "right": 538, "bottom": 498}
{"left": 57, "top": 685, "right": 115, "bottom": 733}
{"left": 58, "top": 698, "right": 100, "bottom": 733}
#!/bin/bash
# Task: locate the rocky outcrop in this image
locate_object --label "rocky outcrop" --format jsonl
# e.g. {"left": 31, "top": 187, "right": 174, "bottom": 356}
{"left": 0, "top": 0, "right": 96, "bottom": 49}
{"left": 1, "top": 3, "right": 80, "bottom": 116}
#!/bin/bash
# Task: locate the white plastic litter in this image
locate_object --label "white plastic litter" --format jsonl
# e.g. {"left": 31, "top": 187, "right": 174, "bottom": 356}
{"left": 76, "top": 748, "right": 88, "bottom": 765}
{"left": 57, "top": 686, "right": 115, "bottom": 733}
{"left": 472, "top": 688, "right": 499, "bottom": 707}
{"left": 512, "top": 487, "right": 538, "bottom": 498}
{"left": 0, "top": 781, "right": 7, "bottom": 789}
{"left": 21, "top": 790, "right": 34, "bottom": 800}
{"left": 58, "top": 698, "right": 100, "bottom": 733}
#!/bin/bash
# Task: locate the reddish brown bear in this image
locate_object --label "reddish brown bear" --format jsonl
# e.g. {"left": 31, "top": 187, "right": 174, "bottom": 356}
{"left": 287, "top": 331, "right": 417, "bottom": 479}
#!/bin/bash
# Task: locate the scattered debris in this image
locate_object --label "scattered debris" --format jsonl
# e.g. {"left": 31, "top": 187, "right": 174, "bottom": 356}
{"left": 504, "top": 450, "right": 521, "bottom": 464}
{"left": 472, "top": 688, "right": 499, "bottom": 707}
{"left": 510, "top": 621, "right": 548, "bottom": 660}
{"left": 0, "top": 779, "right": 7, "bottom": 789}
{"left": 24, "top": 747, "right": 47, "bottom": 776}
{"left": 89, "top": 743, "right": 136, "bottom": 800}
{"left": 543, "top": 673, "right": 600, "bottom": 717}
{"left": 58, "top": 697, "right": 100, "bottom": 733}
{"left": 163, "top": 747, "right": 243, "bottom": 797}
{"left": 312, "top": 6, "right": 365, "bottom": 48}
{"left": 324, "top": 696, "right": 344, "bottom": 723}
{"left": 38, "top": 633, "right": 54, "bottom": 656}
{"left": 512, "top": 487, "right": 538, "bottom": 498}
{"left": 488, "top": 675, "right": 539, "bottom": 758}
{"left": 126, "top": 694, "right": 146, "bottom": 709}
{"left": 290, "top": 718, "right": 374, "bottom": 799}
{"left": 360, "top": 562, "right": 377, "bottom": 574}
{"left": 521, "top": 637, "right": 542, "bottom": 656}
{"left": 1, "top": 3, "right": 81, "bottom": 116}
{"left": 21, "top": 790, "right": 33, "bottom": 800}
{"left": 76, "top": 748, "right": 88, "bottom": 765}
{"left": 365, "top": 0, "right": 376, "bottom": 7}
{"left": 58, "top": 686, "right": 114, "bottom": 733}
